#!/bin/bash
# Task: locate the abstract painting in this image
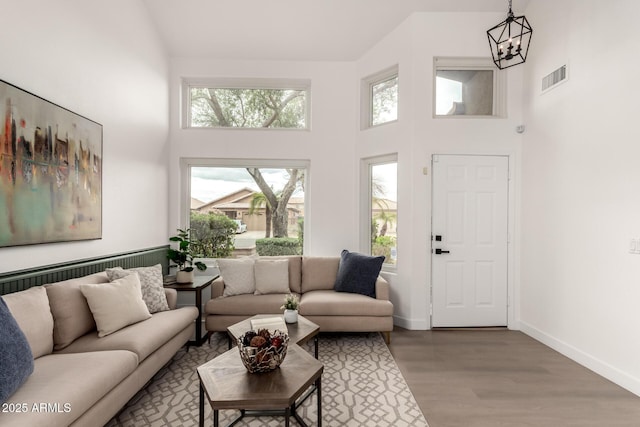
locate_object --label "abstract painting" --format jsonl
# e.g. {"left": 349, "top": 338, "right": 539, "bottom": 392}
{"left": 0, "top": 80, "right": 102, "bottom": 247}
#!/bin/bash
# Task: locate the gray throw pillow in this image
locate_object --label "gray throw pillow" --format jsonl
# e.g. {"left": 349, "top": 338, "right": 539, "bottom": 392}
{"left": 105, "top": 264, "right": 169, "bottom": 313}
{"left": 0, "top": 296, "right": 34, "bottom": 404}
{"left": 334, "top": 250, "right": 385, "bottom": 298}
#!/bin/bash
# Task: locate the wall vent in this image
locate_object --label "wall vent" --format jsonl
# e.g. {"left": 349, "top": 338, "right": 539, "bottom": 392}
{"left": 541, "top": 65, "right": 568, "bottom": 93}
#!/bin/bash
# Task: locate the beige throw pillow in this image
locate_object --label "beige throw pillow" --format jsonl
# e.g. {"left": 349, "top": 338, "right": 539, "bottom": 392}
{"left": 3, "top": 286, "right": 54, "bottom": 359}
{"left": 218, "top": 258, "right": 256, "bottom": 296}
{"left": 80, "top": 274, "right": 152, "bottom": 337}
{"left": 254, "top": 259, "right": 290, "bottom": 295}
{"left": 45, "top": 272, "right": 108, "bottom": 350}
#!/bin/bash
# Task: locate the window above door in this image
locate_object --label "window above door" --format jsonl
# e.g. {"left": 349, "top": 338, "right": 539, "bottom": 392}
{"left": 433, "top": 57, "right": 505, "bottom": 118}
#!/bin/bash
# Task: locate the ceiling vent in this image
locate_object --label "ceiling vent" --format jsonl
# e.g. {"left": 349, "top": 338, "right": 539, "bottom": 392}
{"left": 541, "top": 64, "right": 567, "bottom": 93}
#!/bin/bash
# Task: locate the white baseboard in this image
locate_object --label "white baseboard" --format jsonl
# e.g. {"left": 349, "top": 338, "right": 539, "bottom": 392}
{"left": 520, "top": 321, "right": 640, "bottom": 397}
{"left": 393, "top": 315, "right": 429, "bottom": 330}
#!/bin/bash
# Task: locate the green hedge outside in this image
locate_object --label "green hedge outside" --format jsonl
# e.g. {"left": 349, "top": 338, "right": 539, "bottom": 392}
{"left": 256, "top": 237, "right": 302, "bottom": 256}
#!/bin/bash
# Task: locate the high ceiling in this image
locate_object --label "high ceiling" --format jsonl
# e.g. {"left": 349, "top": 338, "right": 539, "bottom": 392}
{"left": 142, "top": 0, "right": 530, "bottom": 61}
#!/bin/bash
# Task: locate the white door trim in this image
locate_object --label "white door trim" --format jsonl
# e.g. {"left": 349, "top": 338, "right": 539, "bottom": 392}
{"left": 429, "top": 152, "right": 518, "bottom": 330}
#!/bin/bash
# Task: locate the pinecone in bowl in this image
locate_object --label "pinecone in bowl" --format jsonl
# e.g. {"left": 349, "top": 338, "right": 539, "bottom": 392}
{"left": 237, "top": 329, "right": 289, "bottom": 373}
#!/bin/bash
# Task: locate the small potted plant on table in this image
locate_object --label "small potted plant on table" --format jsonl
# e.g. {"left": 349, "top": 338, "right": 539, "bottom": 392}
{"left": 281, "top": 293, "right": 300, "bottom": 323}
{"left": 167, "top": 228, "right": 207, "bottom": 283}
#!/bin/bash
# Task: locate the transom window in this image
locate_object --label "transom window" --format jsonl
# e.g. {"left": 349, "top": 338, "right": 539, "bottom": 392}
{"left": 434, "top": 57, "right": 505, "bottom": 117}
{"left": 183, "top": 78, "right": 310, "bottom": 129}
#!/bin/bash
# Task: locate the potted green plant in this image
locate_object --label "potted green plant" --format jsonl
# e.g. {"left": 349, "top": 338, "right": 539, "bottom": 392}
{"left": 280, "top": 293, "right": 299, "bottom": 323}
{"left": 167, "top": 228, "right": 207, "bottom": 283}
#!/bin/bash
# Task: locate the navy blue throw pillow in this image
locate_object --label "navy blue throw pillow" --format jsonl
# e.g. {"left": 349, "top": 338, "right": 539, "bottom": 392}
{"left": 0, "top": 296, "right": 34, "bottom": 404}
{"left": 334, "top": 250, "right": 385, "bottom": 298}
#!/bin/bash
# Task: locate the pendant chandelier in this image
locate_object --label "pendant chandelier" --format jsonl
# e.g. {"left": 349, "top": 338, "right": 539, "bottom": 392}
{"left": 487, "top": 0, "right": 533, "bottom": 70}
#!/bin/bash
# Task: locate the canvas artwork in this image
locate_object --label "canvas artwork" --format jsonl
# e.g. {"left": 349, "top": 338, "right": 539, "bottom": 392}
{"left": 0, "top": 80, "right": 102, "bottom": 247}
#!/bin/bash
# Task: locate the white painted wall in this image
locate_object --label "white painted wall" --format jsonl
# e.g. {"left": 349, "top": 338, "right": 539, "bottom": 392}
{"left": 168, "top": 59, "right": 359, "bottom": 255}
{"left": 520, "top": 0, "right": 640, "bottom": 395}
{"left": 0, "top": 0, "right": 169, "bottom": 273}
{"left": 356, "top": 13, "right": 525, "bottom": 330}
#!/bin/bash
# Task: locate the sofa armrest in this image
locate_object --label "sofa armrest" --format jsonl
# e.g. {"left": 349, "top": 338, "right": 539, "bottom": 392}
{"left": 211, "top": 276, "right": 225, "bottom": 299}
{"left": 164, "top": 288, "right": 178, "bottom": 309}
{"left": 375, "top": 276, "right": 390, "bottom": 301}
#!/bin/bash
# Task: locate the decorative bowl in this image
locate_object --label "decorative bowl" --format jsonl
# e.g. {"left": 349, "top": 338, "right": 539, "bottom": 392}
{"left": 237, "top": 329, "right": 289, "bottom": 373}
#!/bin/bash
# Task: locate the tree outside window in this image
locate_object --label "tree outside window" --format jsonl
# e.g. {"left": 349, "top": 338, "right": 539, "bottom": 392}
{"left": 371, "top": 75, "right": 398, "bottom": 126}
{"left": 188, "top": 85, "right": 308, "bottom": 129}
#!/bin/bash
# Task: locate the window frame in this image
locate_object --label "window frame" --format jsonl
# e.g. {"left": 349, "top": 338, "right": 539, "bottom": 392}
{"left": 180, "top": 157, "right": 310, "bottom": 256}
{"left": 433, "top": 57, "right": 506, "bottom": 118}
{"left": 360, "top": 65, "right": 399, "bottom": 130}
{"left": 360, "top": 154, "right": 398, "bottom": 271}
{"left": 181, "top": 78, "right": 312, "bottom": 130}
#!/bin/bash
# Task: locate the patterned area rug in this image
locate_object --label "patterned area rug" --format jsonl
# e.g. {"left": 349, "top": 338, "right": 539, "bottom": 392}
{"left": 106, "top": 332, "right": 428, "bottom": 427}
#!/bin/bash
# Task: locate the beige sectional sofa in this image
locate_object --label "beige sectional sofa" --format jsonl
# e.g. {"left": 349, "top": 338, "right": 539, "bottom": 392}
{"left": 0, "top": 271, "right": 198, "bottom": 427}
{"left": 205, "top": 255, "right": 394, "bottom": 343}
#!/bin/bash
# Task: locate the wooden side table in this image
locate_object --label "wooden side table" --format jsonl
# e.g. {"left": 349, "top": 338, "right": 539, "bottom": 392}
{"left": 164, "top": 275, "right": 218, "bottom": 346}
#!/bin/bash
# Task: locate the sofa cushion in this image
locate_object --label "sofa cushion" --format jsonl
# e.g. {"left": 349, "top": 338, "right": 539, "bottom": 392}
{"left": 80, "top": 274, "right": 152, "bottom": 337}
{"left": 3, "top": 287, "right": 53, "bottom": 359}
{"left": 45, "top": 272, "right": 108, "bottom": 350}
{"left": 0, "top": 297, "right": 34, "bottom": 404}
{"left": 0, "top": 351, "right": 138, "bottom": 427}
{"left": 334, "top": 250, "right": 385, "bottom": 298}
{"left": 206, "top": 293, "right": 298, "bottom": 316}
{"left": 218, "top": 258, "right": 256, "bottom": 296}
{"left": 300, "top": 290, "right": 394, "bottom": 317}
{"left": 301, "top": 257, "right": 340, "bottom": 292}
{"left": 105, "top": 264, "right": 169, "bottom": 313}
{"left": 55, "top": 307, "right": 198, "bottom": 363}
{"left": 254, "top": 259, "right": 290, "bottom": 295}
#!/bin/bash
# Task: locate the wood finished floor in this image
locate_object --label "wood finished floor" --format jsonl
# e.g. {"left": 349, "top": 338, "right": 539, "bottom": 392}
{"left": 387, "top": 328, "right": 640, "bottom": 427}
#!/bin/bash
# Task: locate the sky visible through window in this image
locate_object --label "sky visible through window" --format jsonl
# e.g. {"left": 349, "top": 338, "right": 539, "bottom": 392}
{"left": 191, "top": 167, "right": 303, "bottom": 203}
{"left": 372, "top": 163, "right": 397, "bottom": 202}
{"left": 435, "top": 77, "right": 462, "bottom": 115}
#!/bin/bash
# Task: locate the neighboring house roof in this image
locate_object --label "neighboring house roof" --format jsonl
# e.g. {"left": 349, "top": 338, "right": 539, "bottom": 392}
{"left": 191, "top": 197, "right": 205, "bottom": 209}
{"left": 195, "top": 187, "right": 255, "bottom": 212}
{"left": 372, "top": 198, "right": 397, "bottom": 211}
{"left": 289, "top": 197, "right": 304, "bottom": 204}
{"left": 194, "top": 188, "right": 301, "bottom": 214}
{"left": 212, "top": 202, "right": 252, "bottom": 210}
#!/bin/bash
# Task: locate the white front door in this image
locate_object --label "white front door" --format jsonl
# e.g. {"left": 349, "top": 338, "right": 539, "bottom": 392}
{"left": 431, "top": 155, "right": 509, "bottom": 327}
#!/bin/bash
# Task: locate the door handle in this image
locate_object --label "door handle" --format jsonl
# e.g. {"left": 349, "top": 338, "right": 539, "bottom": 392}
{"left": 435, "top": 248, "right": 450, "bottom": 255}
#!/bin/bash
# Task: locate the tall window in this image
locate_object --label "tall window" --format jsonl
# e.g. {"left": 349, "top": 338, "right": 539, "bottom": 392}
{"left": 361, "top": 155, "right": 398, "bottom": 267}
{"left": 182, "top": 159, "right": 308, "bottom": 259}
{"left": 183, "top": 78, "right": 310, "bottom": 129}
{"left": 361, "top": 66, "right": 398, "bottom": 129}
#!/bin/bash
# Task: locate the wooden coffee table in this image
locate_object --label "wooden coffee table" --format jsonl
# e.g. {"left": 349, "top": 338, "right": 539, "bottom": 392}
{"left": 198, "top": 344, "right": 323, "bottom": 427}
{"left": 227, "top": 314, "right": 320, "bottom": 358}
